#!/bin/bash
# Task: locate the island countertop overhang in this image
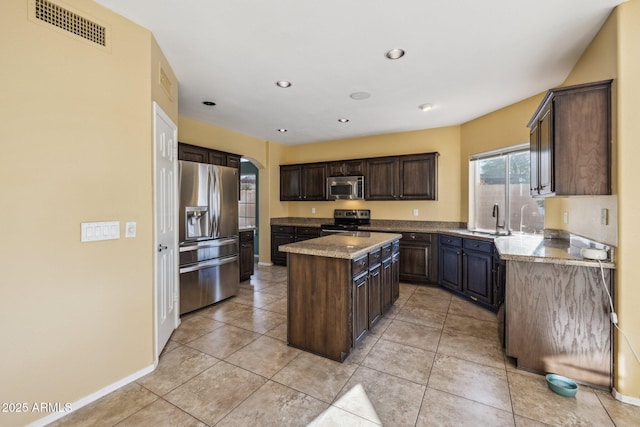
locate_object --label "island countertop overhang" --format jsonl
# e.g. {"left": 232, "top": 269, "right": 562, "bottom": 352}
{"left": 279, "top": 231, "right": 402, "bottom": 260}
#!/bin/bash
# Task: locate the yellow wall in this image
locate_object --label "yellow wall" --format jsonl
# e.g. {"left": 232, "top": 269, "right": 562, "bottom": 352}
{"left": 0, "top": 1, "right": 178, "bottom": 425}
{"left": 152, "top": 36, "right": 179, "bottom": 122}
{"left": 614, "top": 0, "right": 640, "bottom": 398}
{"left": 283, "top": 126, "right": 462, "bottom": 222}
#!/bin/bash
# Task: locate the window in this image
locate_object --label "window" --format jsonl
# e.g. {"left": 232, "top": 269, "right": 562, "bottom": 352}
{"left": 469, "top": 144, "right": 544, "bottom": 234}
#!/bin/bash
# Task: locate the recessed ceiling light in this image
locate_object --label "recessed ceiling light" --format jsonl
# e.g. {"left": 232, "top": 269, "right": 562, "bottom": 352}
{"left": 338, "top": 118, "right": 350, "bottom": 123}
{"left": 277, "top": 128, "right": 288, "bottom": 132}
{"left": 350, "top": 92, "right": 371, "bottom": 100}
{"left": 202, "top": 101, "right": 216, "bottom": 106}
{"left": 276, "top": 81, "right": 292, "bottom": 88}
{"left": 418, "top": 103, "right": 434, "bottom": 112}
{"left": 385, "top": 48, "right": 405, "bottom": 60}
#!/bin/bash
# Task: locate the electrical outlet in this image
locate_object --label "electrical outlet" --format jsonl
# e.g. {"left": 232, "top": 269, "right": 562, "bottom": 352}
{"left": 125, "top": 221, "right": 137, "bottom": 238}
{"left": 563, "top": 212, "right": 569, "bottom": 224}
{"left": 601, "top": 208, "right": 609, "bottom": 225}
{"left": 413, "top": 208, "right": 419, "bottom": 217}
{"left": 311, "top": 207, "right": 316, "bottom": 214}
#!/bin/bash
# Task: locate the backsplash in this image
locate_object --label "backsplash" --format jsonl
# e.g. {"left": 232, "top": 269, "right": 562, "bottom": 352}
{"left": 544, "top": 195, "right": 617, "bottom": 247}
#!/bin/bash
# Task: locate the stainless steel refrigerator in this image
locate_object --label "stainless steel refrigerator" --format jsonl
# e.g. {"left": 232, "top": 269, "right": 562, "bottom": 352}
{"left": 178, "top": 160, "right": 239, "bottom": 314}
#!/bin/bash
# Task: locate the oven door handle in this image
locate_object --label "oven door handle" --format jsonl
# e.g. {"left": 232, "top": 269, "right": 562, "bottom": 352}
{"left": 179, "top": 255, "right": 238, "bottom": 274}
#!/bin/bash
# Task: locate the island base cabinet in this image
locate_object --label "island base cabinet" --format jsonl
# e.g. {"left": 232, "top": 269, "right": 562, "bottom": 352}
{"left": 505, "top": 261, "right": 612, "bottom": 388}
{"left": 286, "top": 238, "right": 401, "bottom": 362}
{"left": 287, "top": 253, "right": 352, "bottom": 362}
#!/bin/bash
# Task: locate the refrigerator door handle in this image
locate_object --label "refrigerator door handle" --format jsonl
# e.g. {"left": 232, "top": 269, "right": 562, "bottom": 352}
{"left": 179, "top": 238, "right": 238, "bottom": 252}
{"left": 215, "top": 167, "right": 221, "bottom": 237}
{"left": 179, "top": 254, "right": 239, "bottom": 274}
{"left": 209, "top": 166, "right": 221, "bottom": 239}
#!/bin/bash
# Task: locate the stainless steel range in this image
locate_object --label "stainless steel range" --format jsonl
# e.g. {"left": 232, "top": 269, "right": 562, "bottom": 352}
{"left": 320, "top": 209, "right": 371, "bottom": 235}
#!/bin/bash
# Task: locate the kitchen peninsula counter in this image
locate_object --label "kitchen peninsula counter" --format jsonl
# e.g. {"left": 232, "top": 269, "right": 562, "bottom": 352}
{"left": 280, "top": 232, "right": 401, "bottom": 362}
{"left": 437, "top": 229, "right": 616, "bottom": 269}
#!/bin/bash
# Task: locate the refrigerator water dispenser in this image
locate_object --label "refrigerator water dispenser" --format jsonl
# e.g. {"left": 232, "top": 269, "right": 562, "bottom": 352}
{"left": 185, "top": 206, "right": 209, "bottom": 239}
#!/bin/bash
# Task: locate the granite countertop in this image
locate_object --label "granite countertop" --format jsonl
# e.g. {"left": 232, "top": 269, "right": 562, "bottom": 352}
{"left": 494, "top": 234, "right": 615, "bottom": 269}
{"left": 270, "top": 218, "right": 615, "bottom": 268}
{"left": 279, "top": 231, "right": 402, "bottom": 260}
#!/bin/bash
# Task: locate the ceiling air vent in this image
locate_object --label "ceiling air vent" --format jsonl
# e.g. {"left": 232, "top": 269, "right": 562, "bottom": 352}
{"left": 33, "top": 0, "right": 107, "bottom": 47}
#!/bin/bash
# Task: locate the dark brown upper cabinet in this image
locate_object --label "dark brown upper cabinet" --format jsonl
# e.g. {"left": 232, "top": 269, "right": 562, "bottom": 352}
{"left": 177, "top": 142, "right": 242, "bottom": 169}
{"left": 327, "top": 159, "right": 366, "bottom": 176}
{"left": 178, "top": 143, "right": 209, "bottom": 163}
{"left": 528, "top": 80, "right": 612, "bottom": 197}
{"left": 365, "top": 157, "right": 398, "bottom": 200}
{"left": 280, "top": 163, "right": 327, "bottom": 201}
{"left": 226, "top": 155, "right": 241, "bottom": 169}
{"left": 366, "top": 153, "right": 438, "bottom": 200}
{"left": 280, "top": 152, "right": 438, "bottom": 201}
{"left": 398, "top": 154, "right": 438, "bottom": 200}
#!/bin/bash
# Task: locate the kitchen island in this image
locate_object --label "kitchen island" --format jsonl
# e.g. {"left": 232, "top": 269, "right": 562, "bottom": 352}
{"left": 279, "top": 231, "right": 401, "bottom": 362}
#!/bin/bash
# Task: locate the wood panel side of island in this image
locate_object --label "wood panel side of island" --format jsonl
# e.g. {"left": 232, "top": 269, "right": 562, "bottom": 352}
{"left": 287, "top": 253, "right": 352, "bottom": 361}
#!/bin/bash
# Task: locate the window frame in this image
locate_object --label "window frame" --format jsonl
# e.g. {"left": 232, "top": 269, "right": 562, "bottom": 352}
{"left": 468, "top": 143, "right": 541, "bottom": 234}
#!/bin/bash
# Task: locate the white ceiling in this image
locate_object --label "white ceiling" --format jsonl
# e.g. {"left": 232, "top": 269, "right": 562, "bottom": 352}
{"left": 94, "top": 0, "right": 624, "bottom": 145}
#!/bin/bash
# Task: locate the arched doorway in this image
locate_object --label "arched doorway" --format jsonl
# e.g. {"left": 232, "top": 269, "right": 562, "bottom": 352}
{"left": 240, "top": 160, "right": 259, "bottom": 262}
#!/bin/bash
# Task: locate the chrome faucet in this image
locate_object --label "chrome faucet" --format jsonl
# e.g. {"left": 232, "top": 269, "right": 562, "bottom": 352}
{"left": 492, "top": 203, "right": 505, "bottom": 234}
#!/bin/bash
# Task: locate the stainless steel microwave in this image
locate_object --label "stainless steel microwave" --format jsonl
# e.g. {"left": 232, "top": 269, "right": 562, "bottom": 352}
{"left": 327, "top": 176, "right": 365, "bottom": 200}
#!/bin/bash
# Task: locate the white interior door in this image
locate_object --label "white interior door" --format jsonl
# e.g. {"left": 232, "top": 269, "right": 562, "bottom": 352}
{"left": 154, "top": 102, "right": 179, "bottom": 357}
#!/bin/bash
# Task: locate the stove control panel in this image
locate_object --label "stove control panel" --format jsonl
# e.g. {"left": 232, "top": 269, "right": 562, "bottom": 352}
{"left": 334, "top": 209, "right": 370, "bottom": 219}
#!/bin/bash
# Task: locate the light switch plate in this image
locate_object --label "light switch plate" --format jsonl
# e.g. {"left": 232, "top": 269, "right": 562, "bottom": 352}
{"left": 125, "top": 221, "right": 137, "bottom": 238}
{"left": 81, "top": 221, "right": 120, "bottom": 242}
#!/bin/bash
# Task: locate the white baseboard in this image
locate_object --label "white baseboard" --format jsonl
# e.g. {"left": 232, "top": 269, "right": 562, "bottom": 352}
{"left": 612, "top": 387, "right": 640, "bottom": 407}
{"left": 257, "top": 261, "right": 273, "bottom": 266}
{"left": 27, "top": 362, "right": 157, "bottom": 427}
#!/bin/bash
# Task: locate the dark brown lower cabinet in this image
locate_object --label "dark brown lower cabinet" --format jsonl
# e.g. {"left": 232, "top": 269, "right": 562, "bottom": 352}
{"left": 271, "top": 225, "right": 295, "bottom": 265}
{"left": 353, "top": 271, "right": 369, "bottom": 343}
{"left": 381, "top": 258, "right": 393, "bottom": 312}
{"left": 399, "top": 232, "right": 438, "bottom": 284}
{"left": 439, "top": 236, "right": 463, "bottom": 291}
{"left": 239, "top": 229, "right": 255, "bottom": 282}
{"left": 368, "top": 258, "right": 382, "bottom": 328}
{"left": 438, "top": 235, "right": 504, "bottom": 312}
{"left": 271, "top": 225, "right": 320, "bottom": 266}
{"left": 392, "top": 250, "right": 400, "bottom": 300}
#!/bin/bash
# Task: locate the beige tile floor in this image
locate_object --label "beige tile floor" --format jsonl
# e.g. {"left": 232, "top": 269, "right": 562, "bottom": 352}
{"left": 52, "top": 264, "right": 640, "bottom": 427}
